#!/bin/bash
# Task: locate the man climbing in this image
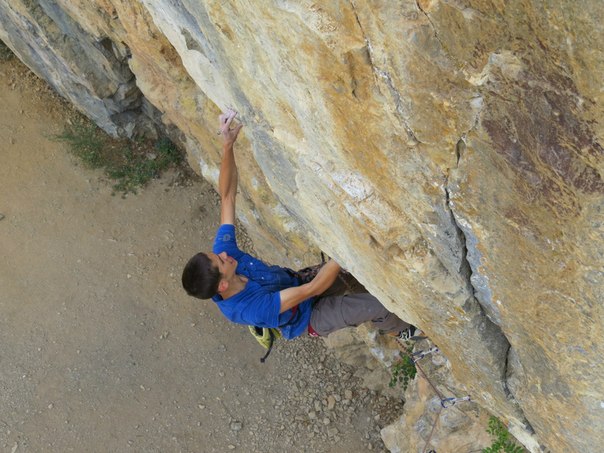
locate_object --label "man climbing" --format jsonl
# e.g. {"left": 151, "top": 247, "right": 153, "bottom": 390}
{"left": 182, "top": 108, "right": 415, "bottom": 343}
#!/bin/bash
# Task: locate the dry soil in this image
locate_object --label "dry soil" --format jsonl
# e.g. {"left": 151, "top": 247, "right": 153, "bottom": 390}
{"left": 0, "top": 56, "right": 403, "bottom": 452}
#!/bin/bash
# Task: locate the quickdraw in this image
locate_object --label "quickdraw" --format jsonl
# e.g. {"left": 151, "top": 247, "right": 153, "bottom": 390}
{"left": 414, "top": 356, "right": 472, "bottom": 453}
{"left": 440, "top": 395, "right": 471, "bottom": 408}
{"left": 412, "top": 346, "right": 439, "bottom": 363}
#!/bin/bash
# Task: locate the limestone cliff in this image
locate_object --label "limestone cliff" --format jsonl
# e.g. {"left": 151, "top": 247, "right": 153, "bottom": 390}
{"left": 1, "top": 1, "right": 602, "bottom": 451}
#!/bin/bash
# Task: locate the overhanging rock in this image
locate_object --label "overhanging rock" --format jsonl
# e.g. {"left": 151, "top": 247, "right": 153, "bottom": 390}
{"left": 1, "top": 1, "right": 602, "bottom": 451}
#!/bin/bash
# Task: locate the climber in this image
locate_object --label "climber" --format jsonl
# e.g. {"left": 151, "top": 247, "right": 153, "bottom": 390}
{"left": 181, "top": 108, "right": 415, "bottom": 342}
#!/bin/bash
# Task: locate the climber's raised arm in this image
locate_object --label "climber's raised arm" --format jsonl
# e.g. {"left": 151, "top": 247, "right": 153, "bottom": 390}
{"left": 217, "top": 109, "right": 243, "bottom": 225}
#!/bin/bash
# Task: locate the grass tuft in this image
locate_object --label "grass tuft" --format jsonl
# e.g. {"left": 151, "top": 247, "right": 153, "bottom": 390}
{"left": 0, "top": 40, "right": 15, "bottom": 61}
{"left": 55, "top": 117, "right": 183, "bottom": 195}
{"left": 55, "top": 121, "right": 105, "bottom": 168}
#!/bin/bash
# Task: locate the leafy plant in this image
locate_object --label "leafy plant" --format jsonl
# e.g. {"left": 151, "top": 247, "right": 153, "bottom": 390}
{"left": 482, "top": 417, "right": 524, "bottom": 453}
{"left": 389, "top": 345, "right": 417, "bottom": 391}
{"left": 55, "top": 118, "right": 183, "bottom": 195}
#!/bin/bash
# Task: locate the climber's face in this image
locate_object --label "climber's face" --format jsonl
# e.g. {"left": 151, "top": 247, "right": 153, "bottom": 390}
{"left": 210, "top": 251, "right": 237, "bottom": 280}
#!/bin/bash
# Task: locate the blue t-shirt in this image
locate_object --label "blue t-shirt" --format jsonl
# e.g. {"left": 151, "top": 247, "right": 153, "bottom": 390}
{"left": 211, "top": 224, "right": 312, "bottom": 339}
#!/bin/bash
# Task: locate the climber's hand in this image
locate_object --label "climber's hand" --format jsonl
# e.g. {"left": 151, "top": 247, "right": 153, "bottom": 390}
{"left": 219, "top": 108, "right": 243, "bottom": 148}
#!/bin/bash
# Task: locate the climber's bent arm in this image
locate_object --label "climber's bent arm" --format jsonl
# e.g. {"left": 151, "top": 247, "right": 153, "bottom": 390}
{"left": 279, "top": 260, "right": 341, "bottom": 313}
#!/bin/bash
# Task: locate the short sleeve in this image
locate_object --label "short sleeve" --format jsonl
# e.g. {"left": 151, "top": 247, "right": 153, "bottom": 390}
{"left": 212, "top": 224, "right": 243, "bottom": 259}
{"left": 241, "top": 291, "right": 282, "bottom": 328}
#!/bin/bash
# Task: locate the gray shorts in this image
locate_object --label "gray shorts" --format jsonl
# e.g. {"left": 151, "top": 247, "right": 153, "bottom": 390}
{"left": 309, "top": 292, "right": 410, "bottom": 337}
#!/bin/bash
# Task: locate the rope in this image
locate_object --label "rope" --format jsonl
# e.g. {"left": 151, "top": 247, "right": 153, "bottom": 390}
{"left": 413, "top": 360, "right": 444, "bottom": 452}
{"left": 422, "top": 405, "right": 443, "bottom": 453}
{"left": 414, "top": 360, "right": 446, "bottom": 400}
{"left": 409, "top": 351, "right": 470, "bottom": 452}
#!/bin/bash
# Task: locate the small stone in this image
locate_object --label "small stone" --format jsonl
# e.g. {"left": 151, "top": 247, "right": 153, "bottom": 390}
{"left": 308, "top": 411, "right": 316, "bottom": 420}
{"left": 230, "top": 421, "right": 243, "bottom": 432}
{"left": 227, "top": 445, "right": 236, "bottom": 450}
{"left": 0, "top": 213, "right": 5, "bottom": 221}
{"left": 327, "top": 396, "right": 336, "bottom": 410}
{"left": 322, "top": 417, "right": 330, "bottom": 425}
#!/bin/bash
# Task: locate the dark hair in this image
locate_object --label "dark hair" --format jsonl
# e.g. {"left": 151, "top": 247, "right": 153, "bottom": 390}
{"left": 182, "top": 252, "right": 221, "bottom": 299}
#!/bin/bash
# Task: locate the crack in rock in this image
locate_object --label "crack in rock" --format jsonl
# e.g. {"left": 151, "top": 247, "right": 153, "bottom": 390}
{"left": 444, "top": 137, "right": 544, "bottom": 449}
{"left": 348, "top": 0, "right": 421, "bottom": 145}
{"left": 414, "top": 0, "right": 448, "bottom": 57}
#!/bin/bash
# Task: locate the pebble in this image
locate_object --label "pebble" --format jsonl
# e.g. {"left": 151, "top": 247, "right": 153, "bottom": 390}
{"left": 230, "top": 421, "right": 243, "bottom": 432}
{"left": 0, "top": 213, "right": 5, "bottom": 221}
{"left": 327, "top": 395, "right": 336, "bottom": 410}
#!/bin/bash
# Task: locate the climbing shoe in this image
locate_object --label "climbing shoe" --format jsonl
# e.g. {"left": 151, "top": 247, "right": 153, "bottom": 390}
{"left": 396, "top": 325, "right": 425, "bottom": 342}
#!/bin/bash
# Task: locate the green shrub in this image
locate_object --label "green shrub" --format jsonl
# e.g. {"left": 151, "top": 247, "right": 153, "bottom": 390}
{"left": 389, "top": 345, "right": 417, "bottom": 391}
{"left": 483, "top": 417, "right": 524, "bottom": 453}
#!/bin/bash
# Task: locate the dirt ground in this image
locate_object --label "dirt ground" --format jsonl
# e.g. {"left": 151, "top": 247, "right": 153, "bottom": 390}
{"left": 0, "top": 56, "right": 402, "bottom": 452}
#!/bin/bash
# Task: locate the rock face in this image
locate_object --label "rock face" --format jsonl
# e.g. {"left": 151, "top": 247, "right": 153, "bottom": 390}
{"left": 1, "top": 1, "right": 602, "bottom": 451}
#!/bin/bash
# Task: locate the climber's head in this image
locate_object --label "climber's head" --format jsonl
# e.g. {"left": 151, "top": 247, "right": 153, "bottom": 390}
{"left": 181, "top": 252, "right": 221, "bottom": 299}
